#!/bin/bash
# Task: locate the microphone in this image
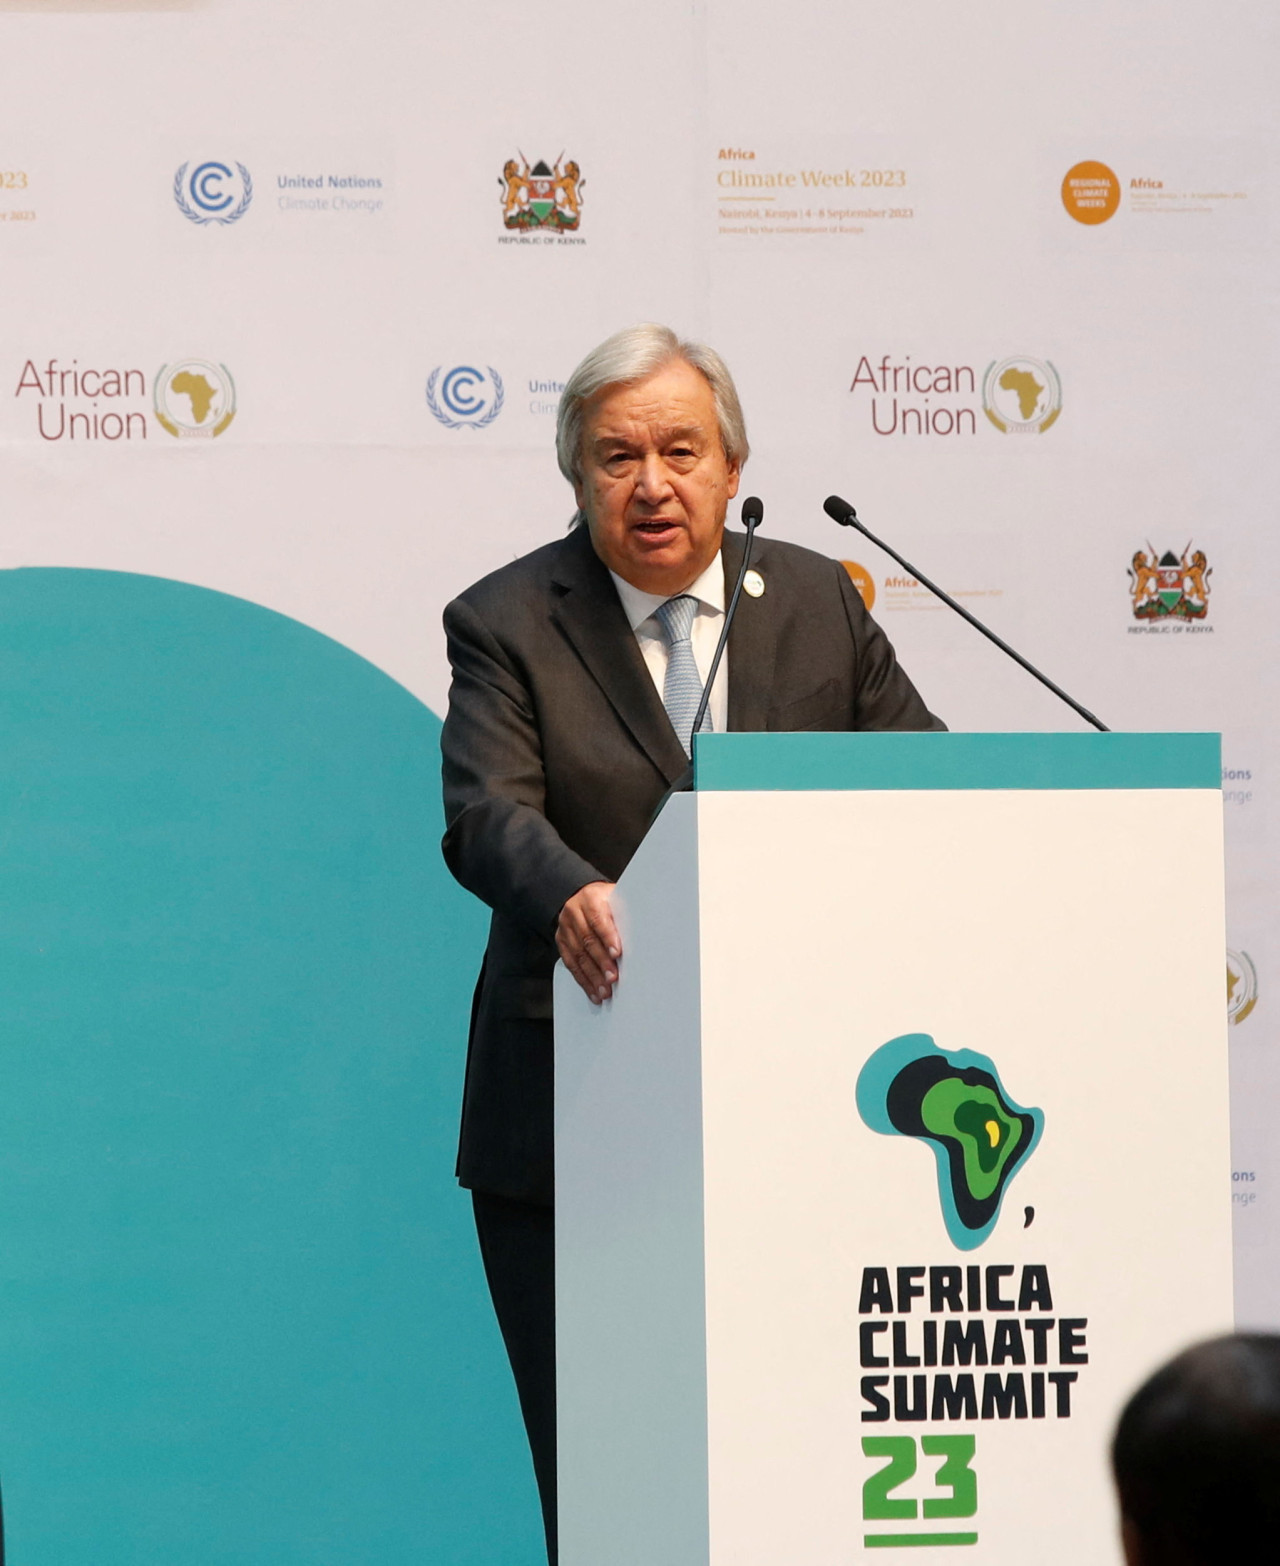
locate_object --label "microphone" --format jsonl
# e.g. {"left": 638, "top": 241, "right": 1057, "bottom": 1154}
{"left": 823, "top": 494, "right": 1108, "bottom": 733}
{"left": 688, "top": 495, "right": 764, "bottom": 744}
{"left": 655, "top": 496, "right": 766, "bottom": 806}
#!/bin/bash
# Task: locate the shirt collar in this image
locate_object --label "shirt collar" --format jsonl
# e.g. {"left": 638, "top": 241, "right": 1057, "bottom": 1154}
{"left": 609, "top": 551, "right": 725, "bottom": 633}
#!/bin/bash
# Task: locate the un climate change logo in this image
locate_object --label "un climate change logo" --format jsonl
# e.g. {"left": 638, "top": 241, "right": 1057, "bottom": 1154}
{"left": 174, "top": 161, "right": 253, "bottom": 225}
{"left": 857, "top": 1033, "right": 1044, "bottom": 1251}
{"left": 426, "top": 365, "right": 505, "bottom": 430}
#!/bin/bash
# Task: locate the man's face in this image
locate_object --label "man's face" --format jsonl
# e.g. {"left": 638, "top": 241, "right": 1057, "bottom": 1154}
{"left": 575, "top": 358, "right": 741, "bottom": 596}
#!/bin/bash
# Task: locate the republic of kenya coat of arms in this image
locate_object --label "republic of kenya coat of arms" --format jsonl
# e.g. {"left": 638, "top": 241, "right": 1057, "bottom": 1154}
{"left": 1129, "top": 544, "right": 1212, "bottom": 620}
{"left": 499, "top": 154, "right": 584, "bottom": 231}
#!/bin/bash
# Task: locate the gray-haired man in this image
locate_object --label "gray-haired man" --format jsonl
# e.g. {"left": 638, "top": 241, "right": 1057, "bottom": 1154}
{"left": 441, "top": 323, "right": 942, "bottom": 1562}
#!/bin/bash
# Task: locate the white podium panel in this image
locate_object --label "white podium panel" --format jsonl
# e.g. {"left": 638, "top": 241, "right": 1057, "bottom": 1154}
{"left": 556, "top": 745, "right": 1230, "bottom": 1565}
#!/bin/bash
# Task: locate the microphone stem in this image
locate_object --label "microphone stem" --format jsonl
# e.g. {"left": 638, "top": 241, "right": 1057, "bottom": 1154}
{"left": 843, "top": 514, "right": 1109, "bottom": 733}
{"left": 690, "top": 515, "right": 760, "bottom": 741}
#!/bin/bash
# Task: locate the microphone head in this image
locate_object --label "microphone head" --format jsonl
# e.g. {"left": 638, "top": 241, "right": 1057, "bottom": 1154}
{"left": 740, "top": 495, "right": 764, "bottom": 527}
{"left": 824, "top": 494, "right": 857, "bottom": 526}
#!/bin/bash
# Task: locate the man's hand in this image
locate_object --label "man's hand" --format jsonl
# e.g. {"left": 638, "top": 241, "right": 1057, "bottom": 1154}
{"left": 556, "top": 881, "right": 621, "bottom": 1005}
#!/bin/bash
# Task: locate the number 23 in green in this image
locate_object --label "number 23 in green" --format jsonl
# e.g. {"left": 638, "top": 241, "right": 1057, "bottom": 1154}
{"left": 862, "top": 1434, "right": 977, "bottom": 1519}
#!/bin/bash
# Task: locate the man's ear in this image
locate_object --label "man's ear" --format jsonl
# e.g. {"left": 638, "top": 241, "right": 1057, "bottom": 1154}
{"left": 726, "top": 460, "right": 741, "bottom": 501}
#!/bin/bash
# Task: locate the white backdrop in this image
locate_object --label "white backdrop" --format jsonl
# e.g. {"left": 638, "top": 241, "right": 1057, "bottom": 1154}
{"left": 2, "top": 0, "right": 1277, "bottom": 1319}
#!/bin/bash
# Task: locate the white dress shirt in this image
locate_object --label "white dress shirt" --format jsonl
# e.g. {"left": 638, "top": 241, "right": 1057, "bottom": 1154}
{"left": 608, "top": 552, "right": 729, "bottom": 735}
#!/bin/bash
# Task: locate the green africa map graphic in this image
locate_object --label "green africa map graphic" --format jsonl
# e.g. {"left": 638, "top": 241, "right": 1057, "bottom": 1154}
{"left": 857, "top": 1034, "right": 1044, "bottom": 1250}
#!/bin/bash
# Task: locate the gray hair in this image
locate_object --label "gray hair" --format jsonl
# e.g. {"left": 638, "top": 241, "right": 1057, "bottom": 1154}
{"left": 555, "top": 323, "right": 750, "bottom": 496}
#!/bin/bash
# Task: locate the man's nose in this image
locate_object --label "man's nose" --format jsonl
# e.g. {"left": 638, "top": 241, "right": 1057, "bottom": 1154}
{"left": 633, "top": 453, "right": 674, "bottom": 502}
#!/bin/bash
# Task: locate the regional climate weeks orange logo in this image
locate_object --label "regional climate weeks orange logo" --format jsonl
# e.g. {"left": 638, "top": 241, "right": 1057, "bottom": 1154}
{"left": 1061, "top": 161, "right": 1120, "bottom": 225}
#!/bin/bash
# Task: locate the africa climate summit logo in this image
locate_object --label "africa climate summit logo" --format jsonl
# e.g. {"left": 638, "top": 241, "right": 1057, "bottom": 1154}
{"left": 174, "top": 161, "right": 253, "bottom": 225}
{"left": 857, "top": 1034, "right": 1044, "bottom": 1250}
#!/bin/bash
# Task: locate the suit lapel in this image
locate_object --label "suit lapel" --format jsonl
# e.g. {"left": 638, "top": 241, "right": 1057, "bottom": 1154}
{"left": 724, "top": 530, "right": 775, "bottom": 732}
{"left": 550, "top": 527, "right": 690, "bottom": 784}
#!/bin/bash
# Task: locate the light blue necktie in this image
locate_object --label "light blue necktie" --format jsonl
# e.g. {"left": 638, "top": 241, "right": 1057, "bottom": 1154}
{"left": 654, "top": 594, "right": 713, "bottom": 758}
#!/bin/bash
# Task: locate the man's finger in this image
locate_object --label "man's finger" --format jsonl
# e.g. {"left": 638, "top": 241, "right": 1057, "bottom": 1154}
{"left": 585, "top": 907, "right": 622, "bottom": 961}
{"left": 568, "top": 884, "right": 620, "bottom": 958}
{"left": 574, "top": 947, "right": 614, "bottom": 999}
{"left": 566, "top": 911, "right": 618, "bottom": 983}
{"left": 577, "top": 926, "right": 618, "bottom": 981}
{"left": 581, "top": 891, "right": 622, "bottom": 958}
{"left": 566, "top": 950, "right": 612, "bottom": 1004}
{"left": 556, "top": 882, "right": 621, "bottom": 1003}
{"left": 557, "top": 933, "right": 614, "bottom": 1003}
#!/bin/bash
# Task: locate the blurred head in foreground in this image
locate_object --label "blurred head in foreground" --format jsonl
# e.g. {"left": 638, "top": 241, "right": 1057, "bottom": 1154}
{"left": 1112, "top": 1333, "right": 1280, "bottom": 1565}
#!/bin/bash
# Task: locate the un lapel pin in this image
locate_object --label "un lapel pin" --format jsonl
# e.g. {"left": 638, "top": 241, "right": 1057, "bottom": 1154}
{"left": 743, "top": 569, "right": 765, "bottom": 598}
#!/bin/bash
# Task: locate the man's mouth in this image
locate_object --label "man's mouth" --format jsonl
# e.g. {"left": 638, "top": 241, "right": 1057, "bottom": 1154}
{"left": 633, "top": 519, "right": 681, "bottom": 541}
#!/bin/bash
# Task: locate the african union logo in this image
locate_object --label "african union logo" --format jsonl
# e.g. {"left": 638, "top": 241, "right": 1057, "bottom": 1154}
{"left": 153, "top": 361, "right": 236, "bottom": 438}
{"left": 1129, "top": 543, "right": 1211, "bottom": 621}
{"left": 1228, "top": 950, "right": 1258, "bottom": 1027}
{"left": 499, "top": 153, "right": 584, "bottom": 231}
{"left": 173, "top": 161, "right": 253, "bottom": 225}
{"left": 857, "top": 1033, "right": 1044, "bottom": 1251}
{"left": 982, "top": 357, "right": 1062, "bottom": 434}
{"left": 426, "top": 365, "right": 504, "bottom": 430}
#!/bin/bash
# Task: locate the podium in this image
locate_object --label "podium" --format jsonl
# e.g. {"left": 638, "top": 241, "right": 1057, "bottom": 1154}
{"left": 554, "top": 733, "right": 1232, "bottom": 1565}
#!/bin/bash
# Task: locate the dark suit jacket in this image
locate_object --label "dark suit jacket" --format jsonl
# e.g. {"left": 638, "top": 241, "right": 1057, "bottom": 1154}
{"left": 441, "top": 523, "right": 943, "bottom": 1205}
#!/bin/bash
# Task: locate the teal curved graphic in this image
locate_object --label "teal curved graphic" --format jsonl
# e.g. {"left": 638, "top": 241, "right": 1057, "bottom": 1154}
{"left": 0, "top": 569, "right": 542, "bottom": 1563}
{"left": 857, "top": 1033, "right": 1044, "bottom": 1251}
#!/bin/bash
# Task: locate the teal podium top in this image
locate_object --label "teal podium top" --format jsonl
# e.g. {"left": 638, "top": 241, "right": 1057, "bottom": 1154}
{"left": 691, "top": 731, "right": 1221, "bottom": 793}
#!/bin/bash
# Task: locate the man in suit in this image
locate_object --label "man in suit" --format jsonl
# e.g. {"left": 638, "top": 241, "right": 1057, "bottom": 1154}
{"left": 441, "top": 324, "right": 942, "bottom": 1563}
{"left": 1112, "top": 1334, "right": 1280, "bottom": 1565}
